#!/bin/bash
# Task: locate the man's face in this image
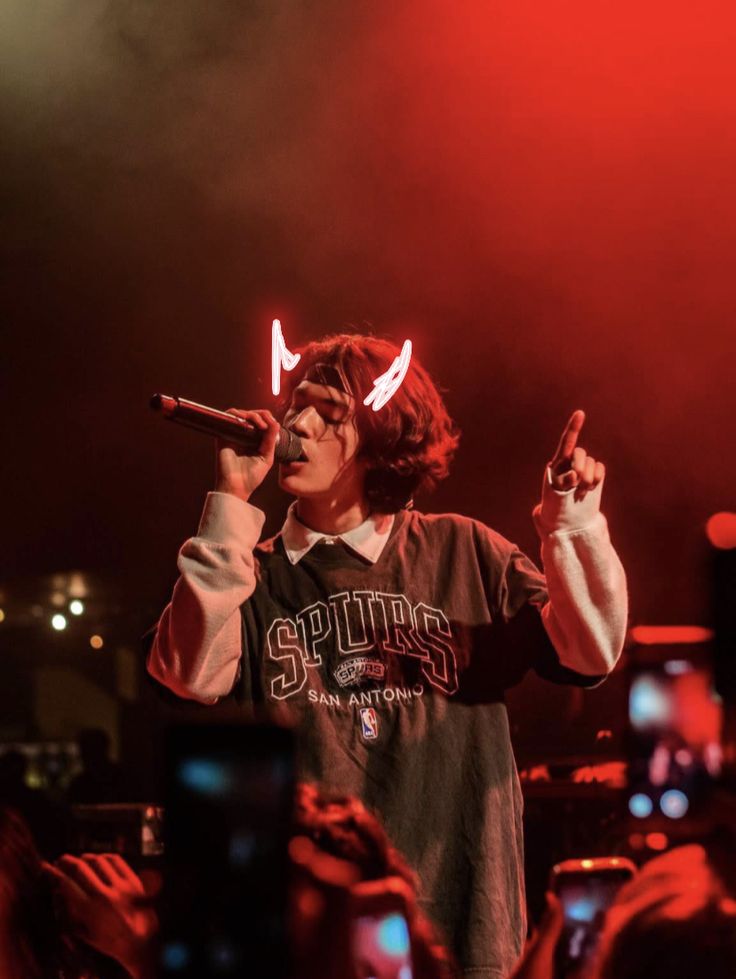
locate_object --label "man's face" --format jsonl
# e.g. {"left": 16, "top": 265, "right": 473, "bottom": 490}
{"left": 279, "top": 379, "right": 369, "bottom": 505}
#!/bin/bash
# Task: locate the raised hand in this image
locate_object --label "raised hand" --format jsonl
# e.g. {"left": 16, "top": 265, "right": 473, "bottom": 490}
{"left": 548, "top": 410, "right": 605, "bottom": 501}
{"left": 45, "top": 853, "right": 157, "bottom": 979}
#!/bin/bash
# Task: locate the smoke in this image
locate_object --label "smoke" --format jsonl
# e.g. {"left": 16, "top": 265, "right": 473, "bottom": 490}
{"left": 1, "top": 1, "right": 734, "bottom": 618}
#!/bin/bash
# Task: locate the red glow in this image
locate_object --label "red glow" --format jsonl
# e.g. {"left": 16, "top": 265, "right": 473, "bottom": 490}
{"left": 645, "top": 832, "right": 669, "bottom": 851}
{"left": 629, "top": 625, "right": 714, "bottom": 645}
{"left": 706, "top": 512, "right": 736, "bottom": 550}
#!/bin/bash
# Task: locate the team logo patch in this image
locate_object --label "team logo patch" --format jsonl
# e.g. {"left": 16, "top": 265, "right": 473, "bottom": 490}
{"left": 334, "top": 657, "right": 385, "bottom": 688}
{"left": 359, "top": 707, "right": 379, "bottom": 740}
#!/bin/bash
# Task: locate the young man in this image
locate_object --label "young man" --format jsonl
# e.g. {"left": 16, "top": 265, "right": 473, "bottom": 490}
{"left": 148, "top": 334, "right": 627, "bottom": 978}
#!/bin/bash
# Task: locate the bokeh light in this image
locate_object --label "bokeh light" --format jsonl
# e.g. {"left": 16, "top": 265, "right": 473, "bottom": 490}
{"left": 177, "top": 758, "right": 232, "bottom": 797}
{"left": 660, "top": 789, "right": 689, "bottom": 819}
{"left": 161, "top": 943, "right": 190, "bottom": 970}
{"left": 630, "top": 625, "right": 713, "bottom": 645}
{"left": 629, "top": 675, "right": 671, "bottom": 729}
{"left": 706, "top": 512, "right": 736, "bottom": 550}
{"left": 628, "top": 793, "right": 654, "bottom": 818}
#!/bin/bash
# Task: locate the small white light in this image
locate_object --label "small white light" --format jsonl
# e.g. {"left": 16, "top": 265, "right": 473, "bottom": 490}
{"left": 69, "top": 600, "right": 84, "bottom": 616}
{"left": 51, "top": 614, "right": 67, "bottom": 631}
{"left": 660, "top": 789, "right": 689, "bottom": 819}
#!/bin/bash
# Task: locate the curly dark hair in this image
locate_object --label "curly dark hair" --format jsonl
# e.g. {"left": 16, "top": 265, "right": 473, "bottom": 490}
{"left": 278, "top": 333, "right": 460, "bottom": 513}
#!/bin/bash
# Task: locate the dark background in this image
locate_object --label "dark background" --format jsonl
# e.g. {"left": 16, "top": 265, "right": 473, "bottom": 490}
{"left": 1, "top": 1, "right": 733, "bottom": 771}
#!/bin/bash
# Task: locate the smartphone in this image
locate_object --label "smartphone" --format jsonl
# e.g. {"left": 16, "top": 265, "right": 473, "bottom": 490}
{"left": 550, "top": 857, "right": 636, "bottom": 978}
{"left": 626, "top": 642, "right": 723, "bottom": 824}
{"left": 349, "top": 879, "right": 415, "bottom": 979}
{"left": 70, "top": 803, "right": 164, "bottom": 865}
{"left": 159, "top": 722, "right": 295, "bottom": 979}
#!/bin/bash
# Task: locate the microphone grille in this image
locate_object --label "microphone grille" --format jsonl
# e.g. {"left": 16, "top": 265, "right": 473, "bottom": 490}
{"left": 276, "top": 427, "right": 305, "bottom": 463}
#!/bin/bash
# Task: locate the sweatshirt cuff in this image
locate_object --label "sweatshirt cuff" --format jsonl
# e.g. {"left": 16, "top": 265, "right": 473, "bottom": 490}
{"left": 197, "top": 491, "right": 266, "bottom": 547}
{"left": 532, "top": 466, "right": 604, "bottom": 536}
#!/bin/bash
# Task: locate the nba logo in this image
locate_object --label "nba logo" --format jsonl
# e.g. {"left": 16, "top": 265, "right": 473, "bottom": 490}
{"left": 359, "top": 707, "right": 379, "bottom": 740}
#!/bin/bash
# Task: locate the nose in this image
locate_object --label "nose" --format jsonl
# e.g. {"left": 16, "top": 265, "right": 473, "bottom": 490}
{"left": 288, "top": 405, "right": 323, "bottom": 439}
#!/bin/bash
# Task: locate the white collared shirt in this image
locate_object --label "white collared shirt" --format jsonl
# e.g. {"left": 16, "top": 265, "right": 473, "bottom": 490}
{"left": 280, "top": 501, "right": 395, "bottom": 565}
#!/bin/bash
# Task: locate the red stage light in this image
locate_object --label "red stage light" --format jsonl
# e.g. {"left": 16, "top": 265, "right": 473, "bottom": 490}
{"left": 629, "top": 625, "right": 714, "bottom": 645}
{"left": 706, "top": 512, "right": 736, "bottom": 550}
{"left": 645, "top": 832, "right": 669, "bottom": 851}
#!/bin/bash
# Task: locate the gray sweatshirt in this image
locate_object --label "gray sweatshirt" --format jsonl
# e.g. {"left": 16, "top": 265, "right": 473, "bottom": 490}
{"left": 148, "top": 473, "right": 627, "bottom": 977}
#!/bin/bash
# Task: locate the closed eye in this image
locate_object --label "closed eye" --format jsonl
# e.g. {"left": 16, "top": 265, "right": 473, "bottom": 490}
{"left": 284, "top": 402, "right": 346, "bottom": 427}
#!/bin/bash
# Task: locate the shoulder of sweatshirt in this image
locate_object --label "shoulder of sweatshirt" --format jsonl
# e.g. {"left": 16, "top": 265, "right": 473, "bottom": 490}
{"left": 401, "top": 508, "right": 520, "bottom": 564}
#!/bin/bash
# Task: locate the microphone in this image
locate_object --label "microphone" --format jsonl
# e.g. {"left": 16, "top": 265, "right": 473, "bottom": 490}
{"left": 150, "top": 394, "right": 305, "bottom": 463}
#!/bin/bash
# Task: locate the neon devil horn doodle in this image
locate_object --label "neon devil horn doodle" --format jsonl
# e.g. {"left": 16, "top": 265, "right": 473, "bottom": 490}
{"left": 271, "top": 319, "right": 412, "bottom": 411}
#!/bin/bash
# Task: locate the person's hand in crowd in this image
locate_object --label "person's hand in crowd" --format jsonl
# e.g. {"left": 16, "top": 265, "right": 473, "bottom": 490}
{"left": 44, "top": 853, "right": 157, "bottom": 979}
{"left": 508, "top": 891, "right": 565, "bottom": 979}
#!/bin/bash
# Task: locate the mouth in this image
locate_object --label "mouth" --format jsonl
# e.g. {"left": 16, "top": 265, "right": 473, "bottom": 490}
{"left": 280, "top": 459, "right": 308, "bottom": 473}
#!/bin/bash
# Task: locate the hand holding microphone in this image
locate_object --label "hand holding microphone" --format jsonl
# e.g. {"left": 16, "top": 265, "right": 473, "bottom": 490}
{"left": 215, "top": 408, "right": 282, "bottom": 502}
{"left": 150, "top": 394, "right": 305, "bottom": 503}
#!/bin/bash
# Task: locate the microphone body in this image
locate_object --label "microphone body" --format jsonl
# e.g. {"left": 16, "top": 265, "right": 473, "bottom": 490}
{"left": 150, "top": 394, "right": 305, "bottom": 463}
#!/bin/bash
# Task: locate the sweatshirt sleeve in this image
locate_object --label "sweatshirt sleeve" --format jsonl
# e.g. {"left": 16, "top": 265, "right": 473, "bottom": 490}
{"left": 530, "top": 467, "right": 628, "bottom": 680}
{"left": 146, "top": 492, "right": 266, "bottom": 703}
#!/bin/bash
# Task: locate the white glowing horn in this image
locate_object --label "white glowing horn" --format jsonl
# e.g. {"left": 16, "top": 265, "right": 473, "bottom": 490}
{"left": 272, "top": 319, "right": 301, "bottom": 396}
{"left": 363, "top": 339, "right": 412, "bottom": 412}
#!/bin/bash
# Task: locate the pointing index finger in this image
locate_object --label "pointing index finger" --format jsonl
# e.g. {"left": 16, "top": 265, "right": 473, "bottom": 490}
{"left": 551, "top": 409, "right": 586, "bottom": 465}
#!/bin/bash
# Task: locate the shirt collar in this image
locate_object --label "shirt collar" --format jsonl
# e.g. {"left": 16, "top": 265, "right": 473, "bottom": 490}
{"left": 281, "top": 502, "right": 395, "bottom": 565}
